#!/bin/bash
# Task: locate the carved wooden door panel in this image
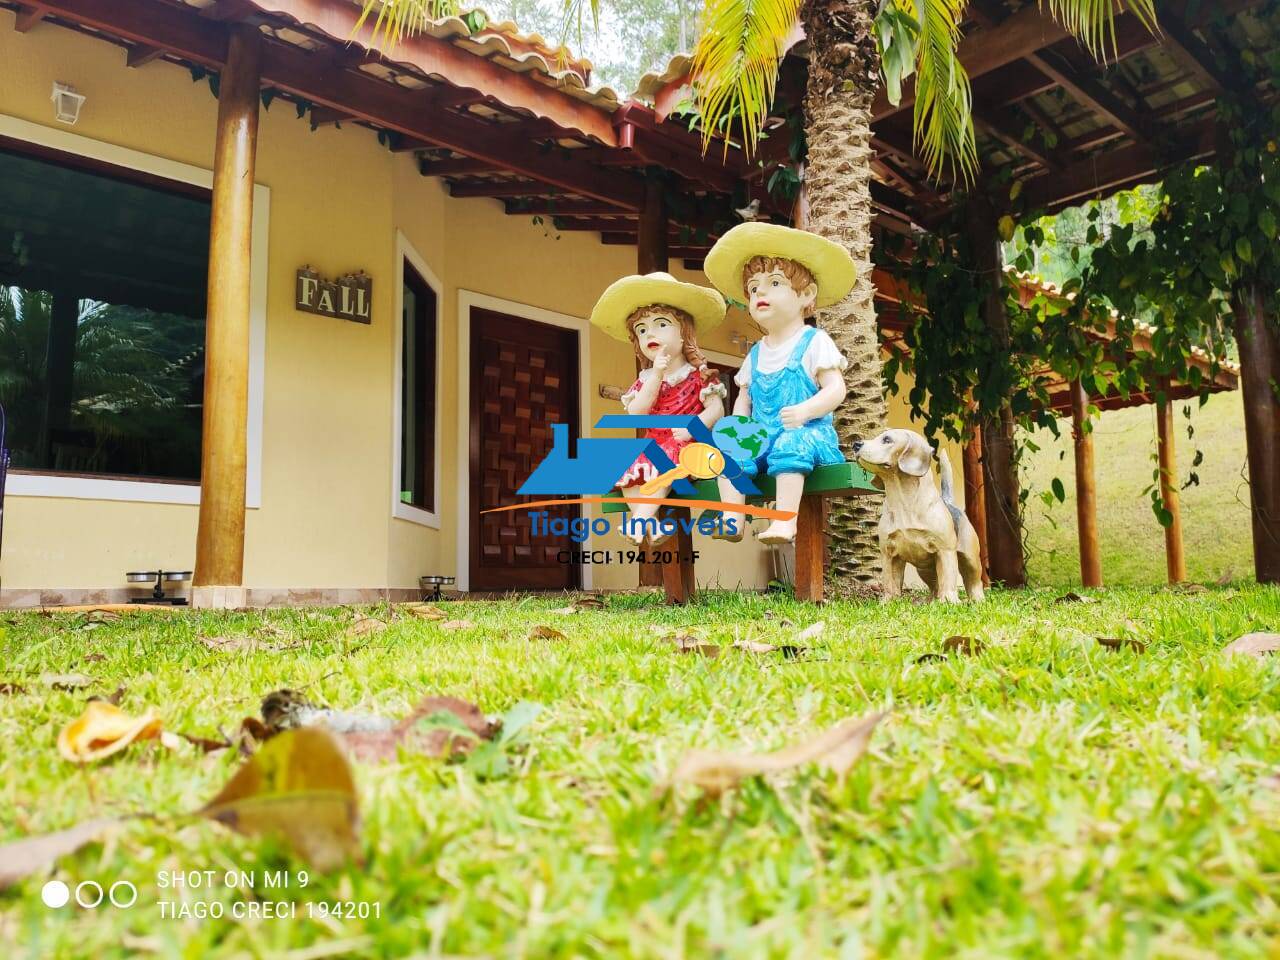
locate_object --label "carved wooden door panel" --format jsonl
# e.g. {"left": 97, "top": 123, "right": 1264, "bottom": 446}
{"left": 469, "top": 308, "right": 580, "bottom": 591}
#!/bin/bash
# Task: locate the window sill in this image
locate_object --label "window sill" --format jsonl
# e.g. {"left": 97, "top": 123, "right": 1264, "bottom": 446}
{"left": 393, "top": 501, "right": 441, "bottom": 529}
{"left": 6, "top": 473, "right": 261, "bottom": 508}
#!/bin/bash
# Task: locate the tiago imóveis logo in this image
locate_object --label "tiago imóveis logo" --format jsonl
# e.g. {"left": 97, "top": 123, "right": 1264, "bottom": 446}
{"left": 480, "top": 414, "right": 796, "bottom": 546}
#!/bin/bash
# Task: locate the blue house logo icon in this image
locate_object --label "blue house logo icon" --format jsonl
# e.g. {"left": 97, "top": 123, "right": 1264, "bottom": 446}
{"left": 518, "top": 416, "right": 758, "bottom": 497}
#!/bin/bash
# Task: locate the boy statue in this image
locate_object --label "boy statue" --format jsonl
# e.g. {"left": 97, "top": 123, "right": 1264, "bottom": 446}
{"left": 703, "top": 222, "right": 857, "bottom": 543}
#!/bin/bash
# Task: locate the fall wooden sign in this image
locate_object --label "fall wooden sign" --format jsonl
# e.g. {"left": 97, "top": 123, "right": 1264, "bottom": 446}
{"left": 295, "top": 267, "right": 372, "bottom": 324}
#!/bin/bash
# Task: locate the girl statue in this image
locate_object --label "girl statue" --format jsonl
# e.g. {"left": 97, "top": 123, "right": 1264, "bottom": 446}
{"left": 590, "top": 272, "right": 728, "bottom": 545}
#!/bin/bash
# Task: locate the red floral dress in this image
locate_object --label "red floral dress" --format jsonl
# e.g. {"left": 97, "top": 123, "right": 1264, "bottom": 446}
{"left": 617, "top": 364, "right": 726, "bottom": 488}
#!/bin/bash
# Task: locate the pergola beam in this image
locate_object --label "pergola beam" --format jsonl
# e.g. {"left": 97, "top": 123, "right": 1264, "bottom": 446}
{"left": 449, "top": 179, "right": 576, "bottom": 199}
{"left": 504, "top": 200, "right": 632, "bottom": 217}
{"left": 1161, "top": 5, "right": 1234, "bottom": 94}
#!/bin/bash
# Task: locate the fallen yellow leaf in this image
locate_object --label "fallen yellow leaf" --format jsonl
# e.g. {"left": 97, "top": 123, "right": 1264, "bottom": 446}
{"left": 200, "top": 727, "right": 360, "bottom": 871}
{"left": 57, "top": 701, "right": 164, "bottom": 763}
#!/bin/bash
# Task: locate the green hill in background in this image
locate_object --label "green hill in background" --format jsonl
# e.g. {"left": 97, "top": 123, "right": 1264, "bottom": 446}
{"left": 1022, "top": 390, "right": 1254, "bottom": 586}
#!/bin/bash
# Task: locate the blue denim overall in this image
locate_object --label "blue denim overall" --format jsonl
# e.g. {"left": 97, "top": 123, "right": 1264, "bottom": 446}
{"left": 743, "top": 326, "right": 845, "bottom": 477}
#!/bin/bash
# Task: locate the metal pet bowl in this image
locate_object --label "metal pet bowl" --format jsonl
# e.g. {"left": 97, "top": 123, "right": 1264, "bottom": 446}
{"left": 127, "top": 569, "right": 193, "bottom": 605}
{"left": 419, "top": 574, "right": 456, "bottom": 602}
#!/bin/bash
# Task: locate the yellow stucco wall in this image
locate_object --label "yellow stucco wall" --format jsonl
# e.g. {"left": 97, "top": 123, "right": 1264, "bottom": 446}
{"left": 0, "top": 13, "right": 958, "bottom": 598}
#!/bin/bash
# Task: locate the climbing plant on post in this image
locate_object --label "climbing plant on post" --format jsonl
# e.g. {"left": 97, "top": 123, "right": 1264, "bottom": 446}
{"left": 1079, "top": 37, "right": 1280, "bottom": 584}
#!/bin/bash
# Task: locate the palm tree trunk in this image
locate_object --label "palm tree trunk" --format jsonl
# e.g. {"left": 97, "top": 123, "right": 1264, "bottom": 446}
{"left": 802, "top": 0, "right": 886, "bottom": 591}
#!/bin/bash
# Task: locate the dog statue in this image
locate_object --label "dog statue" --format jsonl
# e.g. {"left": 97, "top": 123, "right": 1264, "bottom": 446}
{"left": 854, "top": 429, "right": 985, "bottom": 603}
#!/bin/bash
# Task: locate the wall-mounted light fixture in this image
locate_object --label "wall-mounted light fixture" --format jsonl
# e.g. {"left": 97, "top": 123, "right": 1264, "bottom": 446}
{"left": 51, "top": 82, "right": 86, "bottom": 125}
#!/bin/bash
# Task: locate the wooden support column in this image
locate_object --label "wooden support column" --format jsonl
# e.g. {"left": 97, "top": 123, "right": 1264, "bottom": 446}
{"left": 192, "top": 24, "right": 260, "bottom": 605}
{"left": 1069, "top": 379, "right": 1102, "bottom": 587}
{"left": 794, "top": 496, "right": 828, "bottom": 602}
{"left": 1155, "top": 382, "right": 1187, "bottom": 584}
{"left": 961, "top": 426, "right": 990, "bottom": 586}
{"left": 966, "top": 195, "right": 1026, "bottom": 587}
{"left": 1232, "top": 283, "right": 1280, "bottom": 584}
{"left": 636, "top": 174, "right": 668, "bottom": 590}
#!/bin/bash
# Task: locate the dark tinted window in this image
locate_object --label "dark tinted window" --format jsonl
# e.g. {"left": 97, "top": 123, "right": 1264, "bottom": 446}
{"left": 400, "top": 261, "right": 437, "bottom": 512}
{"left": 0, "top": 144, "right": 209, "bottom": 481}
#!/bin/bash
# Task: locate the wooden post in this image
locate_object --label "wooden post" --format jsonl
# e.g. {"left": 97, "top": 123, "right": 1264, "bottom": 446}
{"left": 961, "top": 426, "right": 990, "bottom": 586}
{"left": 1232, "top": 284, "right": 1280, "bottom": 584}
{"left": 192, "top": 24, "right": 261, "bottom": 605}
{"left": 1069, "top": 379, "right": 1102, "bottom": 587}
{"left": 1155, "top": 382, "right": 1187, "bottom": 584}
{"left": 636, "top": 174, "right": 668, "bottom": 590}
{"left": 966, "top": 195, "right": 1026, "bottom": 587}
{"left": 794, "top": 496, "right": 827, "bottom": 602}
{"left": 658, "top": 507, "right": 695, "bottom": 604}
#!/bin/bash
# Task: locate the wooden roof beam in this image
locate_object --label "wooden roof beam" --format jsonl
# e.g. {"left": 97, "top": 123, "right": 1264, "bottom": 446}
{"left": 449, "top": 179, "right": 578, "bottom": 199}
{"left": 1160, "top": 5, "right": 1234, "bottom": 94}
{"left": 126, "top": 43, "right": 165, "bottom": 67}
{"left": 1028, "top": 48, "right": 1152, "bottom": 145}
{"left": 200, "top": 0, "right": 260, "bottom": 21}
{"left": 975, "top": 107, "right": 1060, "bottom": 171}
{"left": 504, "top": 200, "right": 633, "bottom": 216}
{"left": 30, "top": 0, "right": 644, "bottom": 209}
{"left": 309, "top": 105, "right": 353, "bottom": 127}
{"left": 14, "top": 3, "right": 50, "bottom": 31}
{"left": 245, "top": 0, "right": 618, "bottom": 145}
{"left": 419, "top": 156, "right": 505, "bottom": 177}
{"left": 1026, "top": 117, "right": 1216, "bottom": 210}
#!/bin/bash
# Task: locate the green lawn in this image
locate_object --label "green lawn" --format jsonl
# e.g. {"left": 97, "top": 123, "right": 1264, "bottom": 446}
{"left": 1023, "top": 390, "right": 1256, "bottom": 587}
{"left": 2, "top": 588, "right": 1279, "bottom": 958}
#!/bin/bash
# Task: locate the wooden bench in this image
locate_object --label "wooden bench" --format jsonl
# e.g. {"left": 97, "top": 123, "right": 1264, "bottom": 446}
{"left": 602, "top": 461, "right": 880, "bottom": 604}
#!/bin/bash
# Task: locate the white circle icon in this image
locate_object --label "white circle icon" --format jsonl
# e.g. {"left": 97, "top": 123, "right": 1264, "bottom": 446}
{"left": 108, "top": 881, "right": 138, "bottom": 909}
{"left": 41, "top": 880, "right": 70, "bottom": 909}
{"left": 75, "top": 881, "right": 104, "bottom": 909}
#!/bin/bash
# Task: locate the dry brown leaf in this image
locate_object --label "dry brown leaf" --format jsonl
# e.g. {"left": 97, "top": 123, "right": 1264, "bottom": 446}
{"left": 57, "top": 701, "right": 165, "bottom": 763}
{"left": 1223, "top": 633, "right": 1280, "bottom": 658}
{"left": 942, "top": 636, "right": 985, "bottom": 655}
{"left": 200, "top": 635, "right": 258, "bottom": 653}
{"left": 528, "top": 625, "right": 568, "bottom": 641}
{"left": 1054, "top": 592, "right": 1096, "bottom": 605}
{"left": 1096, "top": 636, "right": 1148, "bottom": 653}
{"left": 82, "top": 653, "right": 106, "bottom": 664}
{"left": 914, "top": 653, "right": 947, "bottom": 664}
{"left": 550, "top": 606, "right": 581, "bottom": 615}
{"left": 85, "top": 609, "right": 122, "bottom": 624}
{"left": 677, "top": 641, "right": 721, "bottom": 658}
{"left": 440, "top": 619, "right": 476, "bottom": 631}
{"left": 342, "top": 695, "right": 497, "bottom": 763}
{"left": 0, "top": 682, "right": 27, "bottom": 695}
{"left": 1173, "top": 582, "right": 1209, "bottom": 594}
{"left": 0, "top": 818, "right": 120, "bottom": 890}
{"left": 669, "top": 712, "right": 886, "bottom": 797}
{"left": 732, "top": 640, "right": 780, "bottom": 654}
{"left": 348, "top": 616, "right": 387, "bottom": 637}
{"left": 87, "top": 685, "right": 126, "bottom": 707}
{"left": 573, "top": 596, "right": 606, "bottom": 609}
{"left": 200, "top": 727, "right": 360, "bottom": 871}
{"left": 401, "top": 603, "right": 448, "bottom": 621}
{"left": 40, "top": 672, "right": 94, "bottom": 691}
{"left": 178, "top": 731, "right": 233, "bottom": 754}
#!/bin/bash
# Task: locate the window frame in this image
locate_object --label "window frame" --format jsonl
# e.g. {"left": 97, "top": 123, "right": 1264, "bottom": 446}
{"left": 0, "top": 113, "right": 268, "bottom": 508}
{"left": 391, "top": 232, "right": 443, "bottom": 529}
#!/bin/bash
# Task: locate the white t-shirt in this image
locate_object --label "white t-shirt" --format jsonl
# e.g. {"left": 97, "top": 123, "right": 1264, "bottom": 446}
{"left": 734, "top": 326, "right": 848, "bottom": 389}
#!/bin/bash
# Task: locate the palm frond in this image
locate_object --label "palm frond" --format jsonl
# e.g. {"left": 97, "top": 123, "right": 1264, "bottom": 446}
{"left": 354, "top": 0, "right": 463, "bottom": 49}
{"left": 1038, "top": 0, "right": 1159, "bottom": 60}
{"left": 690, "top": 0, "right": 802, "bottom": 157}
{"left": 907, "top": 0, "right": 977, "bottom": 182}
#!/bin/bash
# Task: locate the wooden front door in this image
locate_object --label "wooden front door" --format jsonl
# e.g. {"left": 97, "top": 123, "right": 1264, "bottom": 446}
{"left": 469, "top": 308, "right": 580, "bottom": 592}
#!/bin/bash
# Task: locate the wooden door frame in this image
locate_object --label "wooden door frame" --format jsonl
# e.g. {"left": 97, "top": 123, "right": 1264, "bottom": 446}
{"left": 454, "top": 290, "right": 591, "bottom": 593}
